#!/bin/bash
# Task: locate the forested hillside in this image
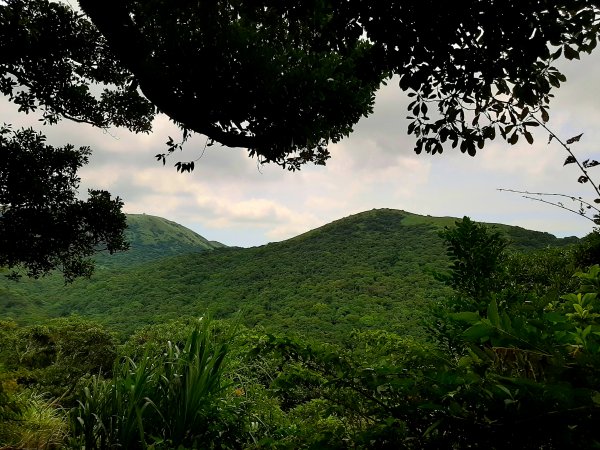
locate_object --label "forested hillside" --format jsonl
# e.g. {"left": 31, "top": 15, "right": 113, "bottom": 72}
{"left": 2, "top": 212, "right": 596, "bottom": 449}
{"left": 0, "top": 209, "right": 578, "bottom": 341}
{"left": 3, "top": 2, "right": 599, "bottom": 446}
{"left": 0, "top": 214, "right": 225, "bottom": 324}
{"left": 96, "top": 213, "right": 226, "bottom": 269}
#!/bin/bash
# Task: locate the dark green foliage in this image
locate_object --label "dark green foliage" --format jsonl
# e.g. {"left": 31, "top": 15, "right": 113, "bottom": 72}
{"left": 0, "top": 210, "right": 448, "bottom": 339}
{"left": 422, "top": 221, "right": 600, "bottom": 448}
{"left": 253, "top": 332, "right": 436, "bottom": 448}
{"left": 0, "top": 125, "right": 129, "bottom": 281}
{"left": 3, "top": 1, "right": 599, "bottom": 167}
{"left": 70, "top": 319, "right": 243, "bottom": 449}
{"left": 0, "top": 382, "right": 20, "bottom": 424}
{"left": 0, "top": 317, "right": 117, "bottom": 403}
{"left": 498, "top": 224, "right": 578, "bottom": 251}
{"left": 435, "top": 268, "right": 600, "bottom": 449}
{"left": 0, "top": 322, "right": 22, "bottom": 425}
{"left": 0, "top": 210, "right": 578, "bottom": 342}
{"left": 1, "top": 214, "right": 598, "bottom": 449}
{"left": 502, "top": 246, "right": 578, "bottom": 304}
{"left": 439, "top": 216, "right": 509, "bottom": 303}
{"left": 248, "top": 221, "right": 600, "bottom": 449}
{"left": 574, "top": 229, "right": 600, "bottom": 267}
{"left": 0, "top": 0, "right": 153, "bottom": 132}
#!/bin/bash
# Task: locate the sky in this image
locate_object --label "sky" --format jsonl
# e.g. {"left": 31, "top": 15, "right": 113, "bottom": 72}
{"left": 3, "top": 51, "right": 600, "bottom": 247}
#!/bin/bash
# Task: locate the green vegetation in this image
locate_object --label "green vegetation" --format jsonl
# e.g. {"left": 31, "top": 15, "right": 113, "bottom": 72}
{"left": 1, "top": 213, "right": 599, "bottom": 448}
{"left": 70, "top": 319, "right": 237, "bottom": 449}
{"left": 4, "top": 0, "right": 595, "bottom": 285}
{"left": 0, "top": 126, "right": 129, "bottom": 281}
{"left": 94, "top": 214, "right": 226, "bottom": 270}
{"left": 0, "top": 210, "right": 577, "bottom": 341}
{"left": 3, "top": 2, "right": 599, "bottom": 445}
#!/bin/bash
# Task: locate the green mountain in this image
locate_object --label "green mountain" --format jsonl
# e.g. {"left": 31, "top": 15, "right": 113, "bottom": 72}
{"left": 0, "top": 209, "right": 578, "bottom": 341}
{"left": 0, "top": 214, "right": 224, "bottom": 322}
{"left": 95, "top": 214, "right": 226, "bottom": 269}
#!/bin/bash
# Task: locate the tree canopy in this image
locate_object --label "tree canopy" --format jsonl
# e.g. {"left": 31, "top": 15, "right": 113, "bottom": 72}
{"left": 1, "top": 0, "right": 599, "bottom": 278}
{"left": 2, "top": 0, "right": 599, "bottom": 169}
{"left": 0, "top": 126, "right": 129, "bottom": 281}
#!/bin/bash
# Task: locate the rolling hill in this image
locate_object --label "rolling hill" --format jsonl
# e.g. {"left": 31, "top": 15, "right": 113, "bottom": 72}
{"left": 0, "top": 213, "right": 225, "bottom": 322}
{"left": 94, "top": 213, "right": 226, "bottom": 270}
{"left": 0, "top": 209, "right": 579, "bottom": 341}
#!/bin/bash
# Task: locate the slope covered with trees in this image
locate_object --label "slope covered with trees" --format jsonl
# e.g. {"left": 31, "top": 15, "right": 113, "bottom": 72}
{"left": 2, "top": 0, "right": 597, "bottom": 281}
{"left": 94, "top": 213, "right": 226, "bottom": 270}
{"left": 0, "top": 213, "right": 225, "bottom": 323}
{"left": 2, "top": 3, "right": 599, "bottom": 446}
{"left": 2, "top": 216, "right": 598, "bottom": 449}
{"left": 0, "top": 209, "right": 578, "bottom": 341}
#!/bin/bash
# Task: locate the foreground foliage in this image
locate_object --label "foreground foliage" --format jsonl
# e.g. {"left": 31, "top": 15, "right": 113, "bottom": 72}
{"left": 1, "top": 218, "right": 599, "bottom": 448}
{"left": 70, "top": 319, "right": 240, "bottom": 449}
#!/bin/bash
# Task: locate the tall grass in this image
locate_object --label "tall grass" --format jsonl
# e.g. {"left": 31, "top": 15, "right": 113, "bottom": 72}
{"left": 70, "top": 319, "right": 233, "bottom": 449}
{"left": 1, "top": 391, "right": 67, "bottom": 449}
{"left": 72, "top": 357, "right": 157, "bottom": 449}
{"left": 159, "top": 325, "right": 229, "bottom": 446}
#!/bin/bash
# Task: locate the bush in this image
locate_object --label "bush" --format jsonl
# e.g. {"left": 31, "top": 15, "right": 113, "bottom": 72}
{"left": 70, "top": 318, "right": 246, "bottom": 449}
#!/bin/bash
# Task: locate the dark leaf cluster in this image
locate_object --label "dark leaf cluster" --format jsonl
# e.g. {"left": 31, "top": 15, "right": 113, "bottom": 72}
{"left": 0, "top": 0, "right": 154, "bottom": 132}
{"left": 3, "top": 1, "right": 599, "bottom": 169}
{"left": 0, "top": 125, "right": 129, "bottom": 281}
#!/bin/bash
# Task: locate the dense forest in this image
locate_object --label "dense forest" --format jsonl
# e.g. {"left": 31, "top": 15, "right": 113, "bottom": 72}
{"left": 2, "top": 210, "right": 598, "bottom": 449}
{"left": 3, "top": 1, "right": 600, "bottom": 448}
{"left": 0, "top": 210, "right": 577, "bottom": 339}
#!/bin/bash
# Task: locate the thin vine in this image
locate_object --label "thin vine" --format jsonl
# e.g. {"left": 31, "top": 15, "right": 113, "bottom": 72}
{"left": 500, "top": 113, "right": 600, "bottom": 226}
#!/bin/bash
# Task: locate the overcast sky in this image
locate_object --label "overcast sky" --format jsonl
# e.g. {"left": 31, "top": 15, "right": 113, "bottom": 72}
{"left": 3, "top": 51, "right": 600, "bottom": 247}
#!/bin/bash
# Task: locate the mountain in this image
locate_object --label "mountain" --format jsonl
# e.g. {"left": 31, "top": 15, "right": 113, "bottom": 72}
{"left": 0, "top": 214, "right": 224, "bottom": 323}
{"left": 94, "top": 214, "right": 226, "bottom": 270}
{"left": 297, "top": 209, "right": 578, "bottom": 250}
{"left": 0, "top": 209, "right": 579, "bottom": 342}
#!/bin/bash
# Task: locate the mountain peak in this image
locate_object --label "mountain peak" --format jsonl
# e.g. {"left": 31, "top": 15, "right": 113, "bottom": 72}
{"left": 94, "top": 214, "right": 226, "bottom": 269}
{"left": 288, "top": 208, "right": 577, "bottom": 251}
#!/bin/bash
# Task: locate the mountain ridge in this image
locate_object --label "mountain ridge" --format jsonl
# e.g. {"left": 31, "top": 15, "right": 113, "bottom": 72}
{"left": 0, "top": 209, "right": 580, "bottom": 340}
{"left": 287, "top": 208, "right": 578, "bottom": 250}
{"left": 93, "top": 213, "right": 227, "bottom": 270}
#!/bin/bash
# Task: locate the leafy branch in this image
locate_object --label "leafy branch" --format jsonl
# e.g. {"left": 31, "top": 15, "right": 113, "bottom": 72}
{"left": 155, "top": 130, "right": 215, "bottom": 173}
{"left": 529, "top": 114, "right": 600, "bottom": 200}
{"left": 497, "top": 188, "right": 600, "bottom": 225}
{"left": 499, "top": 114, "right": 600, "bottom": 225}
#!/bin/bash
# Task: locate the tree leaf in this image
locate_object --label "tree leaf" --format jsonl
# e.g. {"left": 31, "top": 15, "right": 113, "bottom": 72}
{"left": 463, "top": 323, "right": 492, "bottom": 342}
{"left": 564, "top": 155, "right": 577, "bottom": 165}
{"left": 544, "top": 311, "right": 567, "bottom": 323}
{"left": 487, "top": 298, "right": 500, "bottom": 327}
{"left": 564, "top": 45, "right": 580, "bottom": 60}
{"left": 448, "top": 311, "right": 480, "bottom": 323}
{"left": 566, "top": 133, "right": 584, "bottom": 144}
{"left": 524, "top": 131, "right": 534, "bottom": 145}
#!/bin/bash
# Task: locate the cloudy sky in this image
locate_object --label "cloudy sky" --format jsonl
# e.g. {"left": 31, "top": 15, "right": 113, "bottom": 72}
{"left": 3, "top": 51, "right": 600, "bottom": 247}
